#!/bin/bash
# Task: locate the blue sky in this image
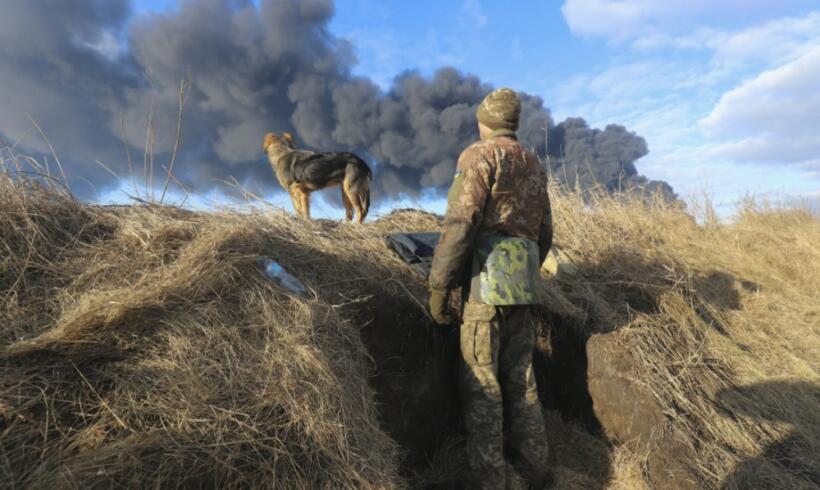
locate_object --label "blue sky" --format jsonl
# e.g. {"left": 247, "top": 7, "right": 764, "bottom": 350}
{"left": 133, "top": 0, "right": 820, "bottom": 214}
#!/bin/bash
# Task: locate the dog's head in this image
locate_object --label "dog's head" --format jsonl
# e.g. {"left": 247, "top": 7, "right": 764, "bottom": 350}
{"left": 263, "top": 132, "right": 295, "bottom": 153}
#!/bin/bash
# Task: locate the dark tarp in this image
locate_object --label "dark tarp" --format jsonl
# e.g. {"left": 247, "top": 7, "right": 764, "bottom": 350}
{"left": 385, "top": 232, "right": 441, "bottom": 279}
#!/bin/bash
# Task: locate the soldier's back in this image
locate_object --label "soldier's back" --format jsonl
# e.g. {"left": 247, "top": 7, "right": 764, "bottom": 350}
{"left": 471, "top": 135, "right": 547, "bottom": 241}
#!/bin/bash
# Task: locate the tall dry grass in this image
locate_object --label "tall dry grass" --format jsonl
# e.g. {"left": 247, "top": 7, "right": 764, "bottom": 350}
{"left": 542, "top": 185, "right": 820, "bottom": 489}
{"left": 0, "top": 170, "right": 424, "bottom": 488}
{"left": 1, "top": 157, "right": 818, "bottom": 488}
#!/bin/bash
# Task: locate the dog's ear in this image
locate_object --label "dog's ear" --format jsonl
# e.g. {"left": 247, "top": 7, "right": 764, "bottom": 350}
{"left": 263, "top": 132, "right": 276, "bottom": 151}
{"left": 282, "top": 132, "right": 295, "bottom": 147}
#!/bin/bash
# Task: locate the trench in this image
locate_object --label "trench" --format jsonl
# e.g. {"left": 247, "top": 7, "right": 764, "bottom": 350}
{"left": 357, "top": 302, "right": 462, "bottom": 471}
{"left": 532, "top": 309, "right": 600, "bottom": 430}
{"left": 354, "top": 299, "right": 600, "bottom": 484}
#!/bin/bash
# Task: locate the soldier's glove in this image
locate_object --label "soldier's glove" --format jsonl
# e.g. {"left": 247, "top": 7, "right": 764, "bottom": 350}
{"left": 428, "top": 288, "right": 453, "bottom": 325}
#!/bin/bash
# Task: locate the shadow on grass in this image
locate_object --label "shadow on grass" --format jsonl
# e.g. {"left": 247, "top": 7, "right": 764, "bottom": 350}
{"left": 719, "top": 381, "right": 820, "bottom": 490}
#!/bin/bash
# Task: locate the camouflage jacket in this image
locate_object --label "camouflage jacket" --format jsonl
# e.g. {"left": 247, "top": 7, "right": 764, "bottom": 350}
{"left": 429, "top": 129, "right": 553, "bottom": 304}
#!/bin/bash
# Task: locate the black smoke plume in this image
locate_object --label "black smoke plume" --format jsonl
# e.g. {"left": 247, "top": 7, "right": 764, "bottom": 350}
{"left": 546, "top": 118, "right": 676, "bottom": 199}
{"left": 0, "top": 0, "right": 674, "bottom": 201}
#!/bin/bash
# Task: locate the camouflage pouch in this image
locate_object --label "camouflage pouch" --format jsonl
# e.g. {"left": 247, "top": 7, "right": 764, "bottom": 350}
{"left": 474, "top": 235, "right": 540, "bottom": 305}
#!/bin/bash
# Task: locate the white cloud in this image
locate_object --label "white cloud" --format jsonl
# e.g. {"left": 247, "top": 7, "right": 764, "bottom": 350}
{"left": 626, "top": 11, "right": 820, "bottom": 72}
{"left": 554, "top": 5, "right": 820, "bottom": 210}
{"left": 560, "top": 0, "right": 729, "bottom": 39}
{"left": 561, "top": 0, "right": 649, "bottom": 39}
{"left": 701, "top": 46, "right": 820, "bottom": 167}
{"left": 712, "top": 12, "right": 820, "bottom": 67}
{"left": 561, "top": 0, "right": 819, "bottom": 50}
{"left": 552, "top": 59, "right": 710, "bottom": 133}
{"left": 631, "top": 27, "right": 725, "bottom": 51}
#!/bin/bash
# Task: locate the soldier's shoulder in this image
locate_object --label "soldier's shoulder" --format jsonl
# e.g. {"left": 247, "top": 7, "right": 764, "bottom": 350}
{"left": 458, "top": 140, "right": 494, "bottom": 169}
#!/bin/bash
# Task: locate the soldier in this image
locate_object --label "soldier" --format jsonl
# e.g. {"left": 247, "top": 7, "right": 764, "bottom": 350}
{"left": 428, "top": 88, "right": 553, "bottom": 489}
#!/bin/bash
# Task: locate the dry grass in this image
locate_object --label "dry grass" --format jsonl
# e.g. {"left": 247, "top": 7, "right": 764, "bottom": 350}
{"left": 1, "top": 159, "right": 818, "bottom": 489}
{"left": 544, "top": 185, "right": 820, "bottom": 489}
{"left": 0, "top": 171, "right": 430, "bottom": 488}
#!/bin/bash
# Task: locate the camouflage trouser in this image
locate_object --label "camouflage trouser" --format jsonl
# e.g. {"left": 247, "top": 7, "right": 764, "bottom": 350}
{"left": 459, "top": 302, "right": 549, "bottom": 490}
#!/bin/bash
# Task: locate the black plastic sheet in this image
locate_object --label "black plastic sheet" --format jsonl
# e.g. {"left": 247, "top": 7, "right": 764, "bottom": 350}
{"left": 385, "top": 232, "right": 440, "bottom": 279}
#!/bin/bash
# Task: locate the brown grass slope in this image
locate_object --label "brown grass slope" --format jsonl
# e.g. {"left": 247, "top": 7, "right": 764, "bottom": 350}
{"left": 1, "top": 169, "right": 818, "bottom": 489}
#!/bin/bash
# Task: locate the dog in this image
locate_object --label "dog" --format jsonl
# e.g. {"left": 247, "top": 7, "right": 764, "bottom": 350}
{"left": 263, "top": 132, "right": 371, "bottom": 223}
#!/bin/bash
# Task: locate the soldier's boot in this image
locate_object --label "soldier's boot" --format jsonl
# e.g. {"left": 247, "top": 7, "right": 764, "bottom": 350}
{"left": 460, "top": 303, "right": 507, "bottom": 489}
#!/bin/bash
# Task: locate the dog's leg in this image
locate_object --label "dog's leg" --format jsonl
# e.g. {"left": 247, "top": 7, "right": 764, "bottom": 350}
{"left": 353, "top": 180, "right": 370, "bottom": 224}
{"left": 357, "top": 183, "right": 370, "bottom": 224}
{"left": 355, "top": 197, "right": 365, "bottom": 224}
{"left": 289, "top": 186, "right": 304, "bottom": 218}
{"left": 341, "top": 185, "right": 354, "bottom": 221}
{"left": 344, "top": 168, "right": 369, "bottom": 224}
{"left": 301, "top": 190, "right": 311, "bottom": 219}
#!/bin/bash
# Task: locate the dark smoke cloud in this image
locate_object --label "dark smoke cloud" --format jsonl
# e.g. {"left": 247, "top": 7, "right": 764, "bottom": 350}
{"left": 546, "top": 118, "right": 676, "bottom": 199}
{"left": 0, "top": 0, "right": 674, "bottom": 201}
{"left": 0, "top": 0, "right": 135, "bottom": 193}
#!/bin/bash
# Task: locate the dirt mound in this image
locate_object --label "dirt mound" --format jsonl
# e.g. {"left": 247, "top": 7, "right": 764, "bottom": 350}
{"left": 1, "top": 169, "right": 819, "bottom": 489}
